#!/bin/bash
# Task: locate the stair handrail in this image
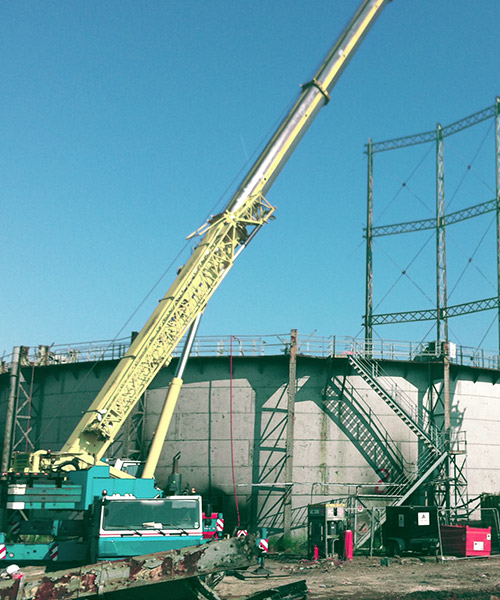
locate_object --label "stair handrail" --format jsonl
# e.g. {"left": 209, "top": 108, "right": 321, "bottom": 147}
{"left": 323, "top": 381, "right": 446, "bottom": 496}
{"left": 324, "top": 387, "right": 407, "bottom": 479}
{"left": 340, "top": 380, "right": 411, "bottom": 473}
{"left": 349, "top": 342, "right": 445, "bottom": 452}
{"left": 388, "top": 445, "right": 442, "bottom": 496}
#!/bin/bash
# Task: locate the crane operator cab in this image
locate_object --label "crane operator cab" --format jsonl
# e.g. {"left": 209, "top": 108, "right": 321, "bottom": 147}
{"left": 93, "top": 495, "right": 204, "bottom": 561}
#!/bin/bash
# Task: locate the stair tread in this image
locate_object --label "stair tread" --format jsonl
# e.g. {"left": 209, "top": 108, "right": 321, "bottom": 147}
{"left": 349, "top": 356, "right": 441, "bottom": 451}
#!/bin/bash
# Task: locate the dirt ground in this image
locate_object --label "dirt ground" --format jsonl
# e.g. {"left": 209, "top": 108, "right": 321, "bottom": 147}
{"left": 218, "top": 554, "right": 500, "bottom": 600}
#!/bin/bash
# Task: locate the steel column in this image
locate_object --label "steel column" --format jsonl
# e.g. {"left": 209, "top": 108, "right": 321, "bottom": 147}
{"left": 495, "top": 97, "right": 500, "bottom": 355}
{"left": 283, "top": 329, "right": 297, "bottom": 538}
{"left": 364, "top": 139, "right": 374, "bottom": 351}
{"left": 2, "top": 346, "right": 21, "bottom": 472}
{"left": 436, "top": 124, "right": 451, "bottom": 511}
{"left": 436, "top": 124, "right": 449, "bottom": 348}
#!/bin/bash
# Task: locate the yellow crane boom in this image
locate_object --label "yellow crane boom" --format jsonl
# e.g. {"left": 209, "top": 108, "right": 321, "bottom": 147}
{"left": 46, "top": 0, "right": 389, "bottom": 471}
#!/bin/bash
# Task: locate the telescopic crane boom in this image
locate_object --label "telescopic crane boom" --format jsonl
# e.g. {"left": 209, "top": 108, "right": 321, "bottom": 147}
{"left": 43, "top": 0, "right": 389, "bottom": 473}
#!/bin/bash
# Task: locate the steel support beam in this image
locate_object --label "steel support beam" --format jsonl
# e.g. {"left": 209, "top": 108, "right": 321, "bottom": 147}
{"left": 1, "top": 347, "right": 21, "bottom": 472}
{"left": 436, "top": 124, "right": 448, "bottom": 347}
{"left": 370, "top": 197, "right": 496, "bottom": 238}
{"left": 0, "top": 536, "right": 260, "bottom": 600}
{"left": 363, "top": 101, "right": 498, "bottom": 346}
{"left": 371, "top": 295, "right": 499, "bottom": 326}
{"left": 364, "top": 140, "right": 374, "bottom": 350}
{"left": 368, "top": 103, "right": 496, "bottom": 153}
{"left": 283, "top": 329, "right": 297, "bottom": 538}
{"left": 496, "top": 97, "right": 500, "bottom": 355}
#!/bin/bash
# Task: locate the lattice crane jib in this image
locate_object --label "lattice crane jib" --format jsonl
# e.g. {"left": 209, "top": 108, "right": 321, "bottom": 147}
{"left": 61, "top": 195, "right": 276, "bottom": 461}
{"left": 38, "top": 0, "right": 390, "bottom": 472}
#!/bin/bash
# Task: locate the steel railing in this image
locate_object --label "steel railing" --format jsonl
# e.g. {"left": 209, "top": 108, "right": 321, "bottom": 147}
{"left": 2, "top": 333, "right": 500, "bottom": 373}
{"left": 348, "top": 347, "right": 445, "bottom": 452}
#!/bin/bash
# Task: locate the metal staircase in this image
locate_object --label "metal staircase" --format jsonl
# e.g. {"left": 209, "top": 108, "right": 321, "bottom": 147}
{"left": 352, "top": 449, "right": 449, "bottom": 549}
{"left": 353, "top": 452, "right": 449, "bottom": 549}
{"left": 322, "top": 376, "right": 408, "bottom": 483}
{"left": 348, "top": 353, "right": 444, "bottom": 453}
{"left": 336, "top": 349, "right": 449, "bottom": 548}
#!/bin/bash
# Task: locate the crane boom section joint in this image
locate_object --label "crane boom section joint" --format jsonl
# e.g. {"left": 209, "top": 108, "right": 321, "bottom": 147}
{"left": 301, "top": 79, "right": 331, "bottom": 104}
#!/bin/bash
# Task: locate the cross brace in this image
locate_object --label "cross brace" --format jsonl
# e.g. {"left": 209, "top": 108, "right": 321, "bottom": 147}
{"left": 369, "top": 198, "right": 496, "bottom": 238}
{"left": 370, "top": 296, "right": 499, "bottom": 325}
{"left": 367, "top": 104, "right": 496, "bottom": 153}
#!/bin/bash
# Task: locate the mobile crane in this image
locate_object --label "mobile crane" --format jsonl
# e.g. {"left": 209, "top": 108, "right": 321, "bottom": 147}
{"left": 0, "top": 0, "right": 389, "bottom": 568}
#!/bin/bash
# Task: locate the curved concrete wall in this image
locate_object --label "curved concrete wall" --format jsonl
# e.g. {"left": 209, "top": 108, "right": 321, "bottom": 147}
{"left": 1, "top": 354, "right": 499, "bottom": 533}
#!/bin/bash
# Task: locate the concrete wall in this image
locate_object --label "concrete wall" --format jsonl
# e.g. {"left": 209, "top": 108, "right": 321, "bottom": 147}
{"left": 452, "top": 378, "right": 500, "bottom": 493}
{"left": 147, "top": 356, "right": 500, "bottom": 533}
{"left": 1, "top": 354, "right": 499, "bottom": 534}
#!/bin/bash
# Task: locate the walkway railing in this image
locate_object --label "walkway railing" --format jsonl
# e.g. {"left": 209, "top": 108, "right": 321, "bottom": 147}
{"left": 2, "top": 333, "right": 500, "bottom": 372}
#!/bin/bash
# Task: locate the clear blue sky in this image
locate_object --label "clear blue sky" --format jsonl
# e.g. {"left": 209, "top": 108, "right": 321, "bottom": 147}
{"left": 2, "top": 1, "right": 500, "bottom": 358}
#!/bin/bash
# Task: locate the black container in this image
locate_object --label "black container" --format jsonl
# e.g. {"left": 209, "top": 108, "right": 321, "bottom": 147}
{"left": 384, "top": 505, "right": 439, "bottom": 556}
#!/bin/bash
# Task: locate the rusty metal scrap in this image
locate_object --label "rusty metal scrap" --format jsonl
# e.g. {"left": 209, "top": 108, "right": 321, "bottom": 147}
{"left": 0, "top": 537, "right": 259, "bottom": 600}
{"left": 245, "top": 580, "right": 308, "bottom": 600}
{"left": 187, "top": 578, "right": 308, "bottom": 600}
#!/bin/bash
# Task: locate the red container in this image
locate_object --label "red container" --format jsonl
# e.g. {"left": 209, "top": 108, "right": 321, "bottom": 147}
{"left": 343, "top": 529, "right": 353, "bottom": 560}
{"left": 440, "top": 525, "right": 491, "bottom": 557}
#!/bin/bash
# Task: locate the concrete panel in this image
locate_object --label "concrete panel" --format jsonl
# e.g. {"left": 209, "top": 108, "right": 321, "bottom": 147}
{"left": 41, "top": 397, "right": 92, "bottom": 420}
{"left": 177, "top": 412, "right": 253, "bottom": 442}
{"left": 146, "top": 385, "right": 210, "bottom": 415}
{"left": 459, "top": 379, "right": 500, "bottom": 398}
{"left": 294, "top": 406, "right": 332, "bottom": 439}
{"left": 208, "top": 380, "right": 254, "bottom": 413}
{"left": 398, "top": 440, "right": 419, "bottom": 463}
{"left": 464, "top": 420, "right": 500, "bottom": 444}
{"left": 256, "top": 411, "right": 288, "bottom": 443}
{"left": 252, "top": 449, "right": 287, "bottom": 477}
{"left": 293, "top": 438, "right": 374, "bottom": 468}
{"left": 209, "top": 466, "right": 254, "bottom": 491}
{"left": 143, "top": 410, "right": 179, "bottom": 440}
{"left": 210, "top": 440, "right": 251, "bottom": 468}
{"left": 293, "top": 464, "right": 376, "bottom": 486}
{"left": 260, "top": 385, "right": 288, "bottom": 410}
{"left": 55, "top": 416, "right": 85, "bottom": 444}
{"left": 176, "top": 414, "right": 211, "bottom": 441}
{"left": 153, "top": 465, "right": 209, "bottom": 492}
{"left": 466, "top": 442, "right": 500, "bottom": 465}
{"left": 467, "top": 468, "right": 500, "bottom": 496}
{"left": 455, "top": 396, "right": 500, "bottom": 420}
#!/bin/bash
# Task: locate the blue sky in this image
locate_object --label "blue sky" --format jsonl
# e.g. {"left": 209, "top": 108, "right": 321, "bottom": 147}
{"left": 2, "top": 1, "right": 500, "bottom": 358}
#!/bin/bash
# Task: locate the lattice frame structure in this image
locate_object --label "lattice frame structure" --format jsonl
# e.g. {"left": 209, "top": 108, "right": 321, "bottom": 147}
{"left": 362, "top": 99, "right": 500, "bottom": 511}
{"left": 364, "top": 97, "right": 500, "bottom": 350}
{"left": 1, "top": 346, "right": 50, "bottom": 471}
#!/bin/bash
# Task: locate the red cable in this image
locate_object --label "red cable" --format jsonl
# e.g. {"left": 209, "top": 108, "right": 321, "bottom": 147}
{"left": 230, "top": 336, "right": 241, "bottom": 527}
